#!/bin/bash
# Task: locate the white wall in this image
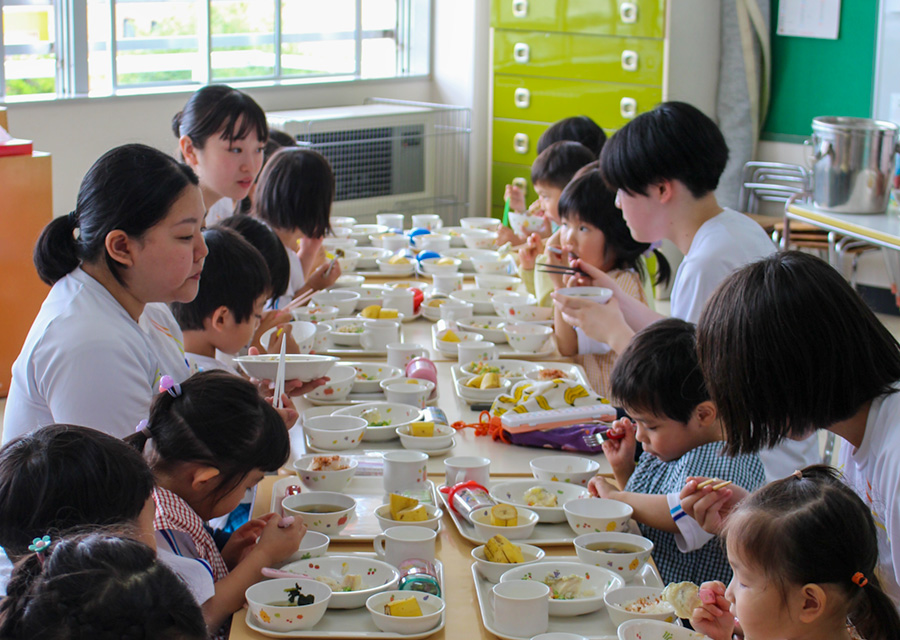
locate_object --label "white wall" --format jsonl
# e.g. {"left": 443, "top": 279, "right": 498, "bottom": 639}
{"left": 4, "top": 78, "right": 433, "bottom": 219}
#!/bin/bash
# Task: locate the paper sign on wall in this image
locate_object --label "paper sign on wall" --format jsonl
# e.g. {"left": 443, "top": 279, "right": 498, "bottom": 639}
{"left": 777, "top": 0, "right": 842, "bottom": 39}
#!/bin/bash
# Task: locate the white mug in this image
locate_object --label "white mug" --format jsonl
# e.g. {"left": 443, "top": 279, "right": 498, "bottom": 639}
{"left": 440, "top": 300, "right": 474, "bottom": 322}
{"left": 383, "top": 450, "right": 429, "bottom": 494}
{"left": 377, "top": 213, "right": 405, "bottom": 231}
{"left": 431, "top": 273, "right": 464, "bottom": 295}
{"left": 492, "top": 581, "right": 550, "bottom": 637}
{"left": 411, "top": 214, "right": 443, "bottom": 231}
{"left": 383, "top": 288, "right": 415, "bottom": 317}
{"left": 373, "top": 525, "right": 437, "bottom": 566}
{"left": 387, "top": 342, "right": 428, "bottom": 369}
{"left": 457, "top": 340, "right": 497, "bottom": 364}
{"left": 444, "top": 455, "right": 490, "bottom": 487}
{"left": 360, "top": 319, "right": 400, "bottom": 351}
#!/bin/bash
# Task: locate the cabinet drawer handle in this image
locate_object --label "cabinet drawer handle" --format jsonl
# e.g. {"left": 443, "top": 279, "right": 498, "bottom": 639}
{"left": 620, "top": 97, "right": 638, "bottom": 119}
{"left": 513, "top": 133, "right": 530, "bottom": 154}
{"left": 512, "top": 0, "right": 528, "bottom": 18}
{"left": 514, "top": 88, "right": 531, "bottom": 109}
{"left": 619, "top": 2, "right": 638, "bottom": 23}
{"left": 513, "top": 42, "right": 530, "bottom": 63}
{"left": 621, "top": 50, "right": 638, "bottom": 71}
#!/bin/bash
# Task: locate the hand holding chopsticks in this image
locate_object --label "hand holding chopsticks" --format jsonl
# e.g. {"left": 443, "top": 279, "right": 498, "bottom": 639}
{"left": 273, "top": 332, "right": 287, "bottom": 410}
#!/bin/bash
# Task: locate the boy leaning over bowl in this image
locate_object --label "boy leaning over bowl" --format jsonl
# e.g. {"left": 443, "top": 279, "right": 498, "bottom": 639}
{"left": 587, "top": 319, "right": 764, "bottom": 585}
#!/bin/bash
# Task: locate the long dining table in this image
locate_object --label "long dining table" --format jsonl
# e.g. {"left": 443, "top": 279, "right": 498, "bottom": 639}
{"left": 229, "top": 271, "right": 609, "bottom": 639}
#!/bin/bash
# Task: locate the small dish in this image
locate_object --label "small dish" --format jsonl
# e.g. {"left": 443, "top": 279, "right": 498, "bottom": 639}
{"left": 509, "top": 210, "right": 547, "bottom": 236}
{"left": 419, "top": 256, "right": 461, "bottom": 276}
{"left": 281, "top": 491, "right": 357, "bottom": 535}
{"left": 354, "top": 247, "right": 393, "bottom": 270}
{"left": 564, "top": 498, "right": 634, "bottom": 534}
{"left": 333, "top": 402, "right": 424, "bottom": 441}
{"left": 303, "top": 364, "right": 356, "bottom": 402}
{"left": 489, "top": 480, "right": 592, "bottom": 523}
{"left": 374, "top": 503, "right": 443, "bottom": 531}
{"left": 470, "top": 542, "right": 545, "bottom": 582}
{"left": 449, "top": 289, "right": 496, "bottom": 315}
{"left": 310, "top": 290, "right": 361, "bottom": 317}
{"left": 474, "top": 274, "right": 521, "bottom": 291}
{"left": 555, "top": 286, "right": 613, "bottom": 304}
{"left": 617, "top": 619, "right": 695, "bottom": 640}
{"left": 292, "top": 455, "right": 358, "bottom": 492}
{"left": 259, "top": 320, "right": 317, "bottom": 354}
{"left": 504, "top": 321, "right": 553, "bottom": 354}
{"left": 380, "top": 376, "right": 435, "bottom": 409}
{"left": 499, "top": 561, "right": 624, "bottom": 617}
{"left": 395, "top": 422, "right": 455, "bottom": 450}
{"left": 329, "top": 319, "right": 367, "bottom": 347}
{"left": 376, "top": 256, "right": 417, "bottom": 276}
{"left": 332, "top": 274, "right": 365, "bottom": 288}
{"left": 456, "top": 315, "right": 508, "bottom": 343}
{"left": 245, "top": 578, "right": 331, "bottom": 632}
{"left": 470, "top": 505, "right": 539, "bottom": 541}
{"left": 286, "top": 530, "right": 330, "bottom": 561}
{"left": 457, "top": 373, "right": 512, "bottom": 403}
{"left": 291, "top": 305, "right": 339, "bottom": 324}
{"left": 281, "top": 555, "right": 399, "bottom": 609}
{"left": 530, "top": 455, "right": 601, "bottom": 487}
{"left": 351, "top": 363, "right": 403, "bottom": 394}
{"left": 302, "top": 415, "right": 367, "bottom": 451}
{"left": 328, "top": 248, "right": 361, "bottom": 272}
{"left": 461, "top": 228, "right": 498, "bottom": 250}
{"left": 460, "top": 216, "right": 502, "bottom": 231}
{"left": 459, "top": 358, "right": 542, "bottom": 379}
{"left": 366, "top": 591, "right": 445, "bottom": 634}
{"left": 233, "top": 354, "right": 337, "bottom": 382}
{"left": 491, "top": 291, "right": 537, "bottom": 317}
{"left": 505, "top": 304, "right": 554, "bottom": 323}
{"left": 604, "top": 586, "right": 678, "bottom": 626}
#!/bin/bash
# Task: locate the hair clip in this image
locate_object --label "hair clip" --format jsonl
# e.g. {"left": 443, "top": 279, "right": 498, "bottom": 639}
{"left": 159, "top": 375, "right": 182, "bottom": 398}
{"left": 135, "top": 419, "right": 152, "bottom": 438}
{"left": 851, "top": 572, "right": 868, "bottom": 587}
{"left": 792, "top": 469, "right": 803, "bottom": 480}
{"left": 29, "top": 535, "right": 51, "bottom": 565}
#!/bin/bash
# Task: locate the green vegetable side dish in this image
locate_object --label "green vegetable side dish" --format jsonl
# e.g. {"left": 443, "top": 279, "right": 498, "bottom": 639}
{"left": 281, "top": 583, "right": 315, "bottom": 606}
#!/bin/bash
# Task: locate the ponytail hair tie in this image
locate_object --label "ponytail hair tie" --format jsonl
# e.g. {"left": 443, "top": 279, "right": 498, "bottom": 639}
{"left": 159, "top": 375, "right": 181, "bottom": 398}
{"left": 28, "top": 535, "right": 52, "bottom": 565}
{"left": 792, "top": 469, "right": 803, "bottom": 479}
{"left": 135, "top": 419, "right": 152, "bottom": 438}
{"left": 851, "top": 572, "right": 868, "bottom": 587}
{"left": 68, "top": 210, "right": 80, "bottom": 240}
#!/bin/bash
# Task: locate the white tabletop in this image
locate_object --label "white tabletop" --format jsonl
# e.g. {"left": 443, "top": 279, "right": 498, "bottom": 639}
{"left": 787, "top": 201, "right": 900, "bottom": 250}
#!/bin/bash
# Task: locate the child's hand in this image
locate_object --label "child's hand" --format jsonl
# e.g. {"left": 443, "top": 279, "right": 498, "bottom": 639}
{"left": 504, "top": 183, "right": 526, "bottom": 213}
{"left": 691, "top": 581, "right": 734, "bottom": 640}
{"left": 252, "top": 310, "right": 292, "bottom": 352}
{"left": 221, "top": 515, "right": 274, "bottom": 570}
{"left": 496, "top": 225, "right": 525, "bottom": 247}
{"left": 601, "top": 418, "right": 637, "bottom": 473}
{"left": 553, "top": 292, "right": 625, "bottom": 346}
{"left": 254, "top": 512, "right": 308, "bottom": 566}
{"left": 266, "top": 324, "right": 300, "bottom": 355}
{"left": 566, "top": 258, "right": 617, "bottom": 290}
{"left": 680, "top": 477, "right": 749, "bottom": 536}
{"left": 546, "top": 245, "right": 569, "bottom": 288}
{"left": 306, "top": 260, "right": 342, "bottom": 291}
{"left": 587, "top": 474, "right": 619, "bottom": 498}
{"left": 264, "top": 392, "right": 299, "bottom": 429}
{"left": 518, "top": 233, "right": 543, "bottom": 270}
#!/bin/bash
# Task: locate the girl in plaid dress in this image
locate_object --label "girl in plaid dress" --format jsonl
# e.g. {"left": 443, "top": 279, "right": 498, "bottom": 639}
{"left": 128, "top": 370, "right": 307, "bottom": 636}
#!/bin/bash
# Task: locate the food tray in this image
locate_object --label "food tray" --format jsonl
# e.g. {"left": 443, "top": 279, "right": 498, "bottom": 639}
{"left": 305, "top": 386, "right": 440, "bottom": 407}
{"left": 438, "top": 484, "right": 576, "bottom": 546}
{"left": 243, "top": 553, "right": 445, "bottom": 639}
{"left": 270, "top": 475, "right": 440, "bottom": 541}
{"left": 303, "top": 433, "right": 457, "bottom": 458}
{"left": 471, "top": 558, "right": 664, "bottom": 640}
{"left": 450, "top": 362, "right": 590, "bottom": 407}
{"left": 432, "top": 321, "right": 557, "bottom": 360}
{"left": 353, "top": 269, "right": 418, "bottom": 279}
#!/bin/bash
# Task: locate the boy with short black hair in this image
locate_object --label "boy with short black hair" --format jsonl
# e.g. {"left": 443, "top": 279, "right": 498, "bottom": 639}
{"left": 587, "top": 318, "right": 765, "bottom": 585}
{"left": 171, "top": 227, "right": 270, "bottom": 374}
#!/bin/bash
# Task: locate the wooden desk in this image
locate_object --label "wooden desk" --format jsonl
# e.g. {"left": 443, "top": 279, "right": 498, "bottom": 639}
{"left": 229, "top": 474, "right": 577, "bottom": 640}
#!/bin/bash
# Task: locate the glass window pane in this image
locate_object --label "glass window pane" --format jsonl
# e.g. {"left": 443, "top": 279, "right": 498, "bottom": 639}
{"left": 211, "top": 0, "right": 274, "bottom": 81}
{"left": 281, "top": 0, "right": 355, "bottom": 77}
{"left": 87, "top": 0, "right": 112, "bottom": 95}
{"left": 114, "top": 1, "right": 200, "bottom": 87}
{"left": 3, "top": 3, "right": 56, "bottom": 97}
{"left": 361, "top": 38, "right": 397, "bottom": 79}
{"left": 362, "top": 0, "right": 396, "bottom": 31}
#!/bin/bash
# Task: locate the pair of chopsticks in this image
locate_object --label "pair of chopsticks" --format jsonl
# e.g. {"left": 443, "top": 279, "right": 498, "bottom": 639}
{"left": 696, "top": 478, "right": 732, "bottom": 491}
{"left": 273, "top": 329, "right": 287, "bottom": 410}
{"left": 537, "top": 263, "right": 588, "bottom": 278}
{"left": 283, "top": 288, "right": 316, "bottom": 312}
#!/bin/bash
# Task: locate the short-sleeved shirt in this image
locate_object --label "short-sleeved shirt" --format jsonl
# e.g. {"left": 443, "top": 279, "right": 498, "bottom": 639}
{"left": 625, "top": 442, "right": 766, "bottom": 585}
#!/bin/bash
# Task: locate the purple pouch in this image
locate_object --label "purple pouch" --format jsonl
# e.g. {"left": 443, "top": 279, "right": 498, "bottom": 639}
{"left": 505, "top": 423, "right": 609, "bottom": 453}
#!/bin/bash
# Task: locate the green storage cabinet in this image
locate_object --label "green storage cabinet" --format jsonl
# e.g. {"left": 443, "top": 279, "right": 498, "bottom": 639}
{"left": 491, "top": 0, "right": 665, "bottom": 39}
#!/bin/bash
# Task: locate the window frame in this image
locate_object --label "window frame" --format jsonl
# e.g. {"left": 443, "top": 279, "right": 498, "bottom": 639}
{"left": 0, "top": 0, "right": 430, "bottom": 103}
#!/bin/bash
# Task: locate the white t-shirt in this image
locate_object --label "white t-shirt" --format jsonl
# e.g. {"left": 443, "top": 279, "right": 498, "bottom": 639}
{"left": 187, "top": 352, "right": 239, "bottom": 376}
{"left": 4, "top": 269, "right": 164, "bottom": 443}
{"left": 271, "top": 244, "right": 304, "bottom": 310}
{"left": 139, "top": 303, "right": 192, "bottom": 383}
{"left": 838, "top": 388, "right": 900, "bottom": 609}
{"left": 205, "top": 197, "right": 235, "bottom": 226}
{"left": 670, "top": 208, "right": 775, "bottom": 323}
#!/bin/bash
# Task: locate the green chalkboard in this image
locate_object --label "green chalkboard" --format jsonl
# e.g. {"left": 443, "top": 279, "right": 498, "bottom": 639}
{"left": 764, "top": 1, "right": 878, "bottom": 141}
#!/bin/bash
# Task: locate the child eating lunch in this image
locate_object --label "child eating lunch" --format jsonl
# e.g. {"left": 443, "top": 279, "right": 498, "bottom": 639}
{"left": 552, "top": 168, "right": 669, "bottom": 397}
{"left": 127, "top": 370, "right": 306, "bottom": 635}
{"left": 587, "top": 318, "right": 765, "bottom": 585}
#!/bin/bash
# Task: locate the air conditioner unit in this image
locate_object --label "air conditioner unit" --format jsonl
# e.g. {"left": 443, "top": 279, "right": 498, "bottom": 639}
{"left": 267, "top": 99, "right": 470, "bottom": 223}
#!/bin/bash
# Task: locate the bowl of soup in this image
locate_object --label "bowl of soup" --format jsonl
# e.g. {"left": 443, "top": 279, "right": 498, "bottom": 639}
{"left": 246, "top": 578, "right": 332, "bottom": 632}
{"left": 574, "top": 532, "right": 654, "bottom": 581}
{"left": 282, "top": 491, "right": 357, "bottom": 535}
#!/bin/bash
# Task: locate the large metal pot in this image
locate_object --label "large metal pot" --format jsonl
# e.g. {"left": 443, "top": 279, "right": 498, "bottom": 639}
{"left": 808, "top": 116, "right": 899, "bottom": 214}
